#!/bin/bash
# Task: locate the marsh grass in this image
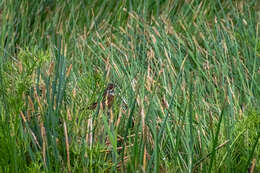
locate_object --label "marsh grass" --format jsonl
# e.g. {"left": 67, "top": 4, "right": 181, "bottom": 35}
{"left": 0, "top": 0, "right": 259, "bottom": 172}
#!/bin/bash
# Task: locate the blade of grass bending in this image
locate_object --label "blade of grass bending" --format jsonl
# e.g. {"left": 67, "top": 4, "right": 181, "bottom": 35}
{"left": 193, "top": 140, "right": 230, "bottom": 170}
{"left": 121, "top": 98, "right": 136, "bottom": 170}
{"left": 218, "top": 129, "right": 247, "bottom": 169}
{"left": 147, "top": 56, "right": 186, "bottom": 171}
{"left": 158, "top": 55, "right": 187, "bottom": 140}
{"left": 208, "top": 93, "right": 227, "bottom": 172}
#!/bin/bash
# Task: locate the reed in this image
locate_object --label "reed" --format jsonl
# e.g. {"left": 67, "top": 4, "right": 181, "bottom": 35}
{"left": 0, "top": 0, "right": 259, "bottom": 172}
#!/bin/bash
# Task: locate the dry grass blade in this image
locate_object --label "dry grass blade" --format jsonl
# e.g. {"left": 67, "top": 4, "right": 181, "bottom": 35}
{"left": 249, "top": 158, "right": 256, "bottom": 173}
{"left": 66, "top": 64, "right": 73, "bottom": 78}
{"left": 40, "top": 118, "right": 47, "bottom": 167}
{"left": 141, "top": 103, "right": 147, "bottom": 171}
{"left": 20, "top": 111, "right": 41, "bottom": 149}
{"left": 64, "top": 121, "right": 71, "bottom": 173}
{"left": 47, "top": 61, "right": 55, "bottom": 76}
{"left": 86, "top": 118, "right": 93, "bottom": 148}
{"left": 67, "top": 108, "right": 72, "bottom": 121}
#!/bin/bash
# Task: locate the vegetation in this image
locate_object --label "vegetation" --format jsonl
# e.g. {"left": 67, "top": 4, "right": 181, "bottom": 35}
{"left": 0, "top": 0, "right": 259, "bottom": 172}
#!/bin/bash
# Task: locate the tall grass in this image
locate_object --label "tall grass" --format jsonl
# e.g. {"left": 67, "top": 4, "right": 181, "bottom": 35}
{"left": 0, "top": 0, "right": 259, "bottom": 172}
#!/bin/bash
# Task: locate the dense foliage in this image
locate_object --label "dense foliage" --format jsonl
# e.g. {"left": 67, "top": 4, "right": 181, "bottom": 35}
{"left": 0, "top": 0, "right": 259, "bottom": 172}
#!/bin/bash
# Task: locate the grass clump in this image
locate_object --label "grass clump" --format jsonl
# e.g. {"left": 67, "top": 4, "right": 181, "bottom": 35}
{"left": 230, "top": 110, "right": 260, "bottom": 172}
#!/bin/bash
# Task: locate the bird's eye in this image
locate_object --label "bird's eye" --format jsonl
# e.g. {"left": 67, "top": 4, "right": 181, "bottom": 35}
{"left": 108, "top": 90, "right": 115, "bottom": 96}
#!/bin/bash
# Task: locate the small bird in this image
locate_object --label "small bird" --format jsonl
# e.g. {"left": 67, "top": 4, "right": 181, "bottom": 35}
{"left": 88, "top": 83, "right": 116, "bottom": 110}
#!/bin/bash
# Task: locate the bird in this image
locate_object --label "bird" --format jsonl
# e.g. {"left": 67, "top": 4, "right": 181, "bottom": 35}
{"left": 88, "top": 83, "right": 116, "bottom": 110}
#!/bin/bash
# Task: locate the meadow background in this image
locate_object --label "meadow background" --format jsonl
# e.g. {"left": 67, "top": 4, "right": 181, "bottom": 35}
{"left": 0, "top": 0, "right": 260, "bottom": 172}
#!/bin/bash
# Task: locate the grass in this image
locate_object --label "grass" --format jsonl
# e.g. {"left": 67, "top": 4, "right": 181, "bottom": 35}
{"left": 0, "top": 0, "right": 260, "bottom": 172}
